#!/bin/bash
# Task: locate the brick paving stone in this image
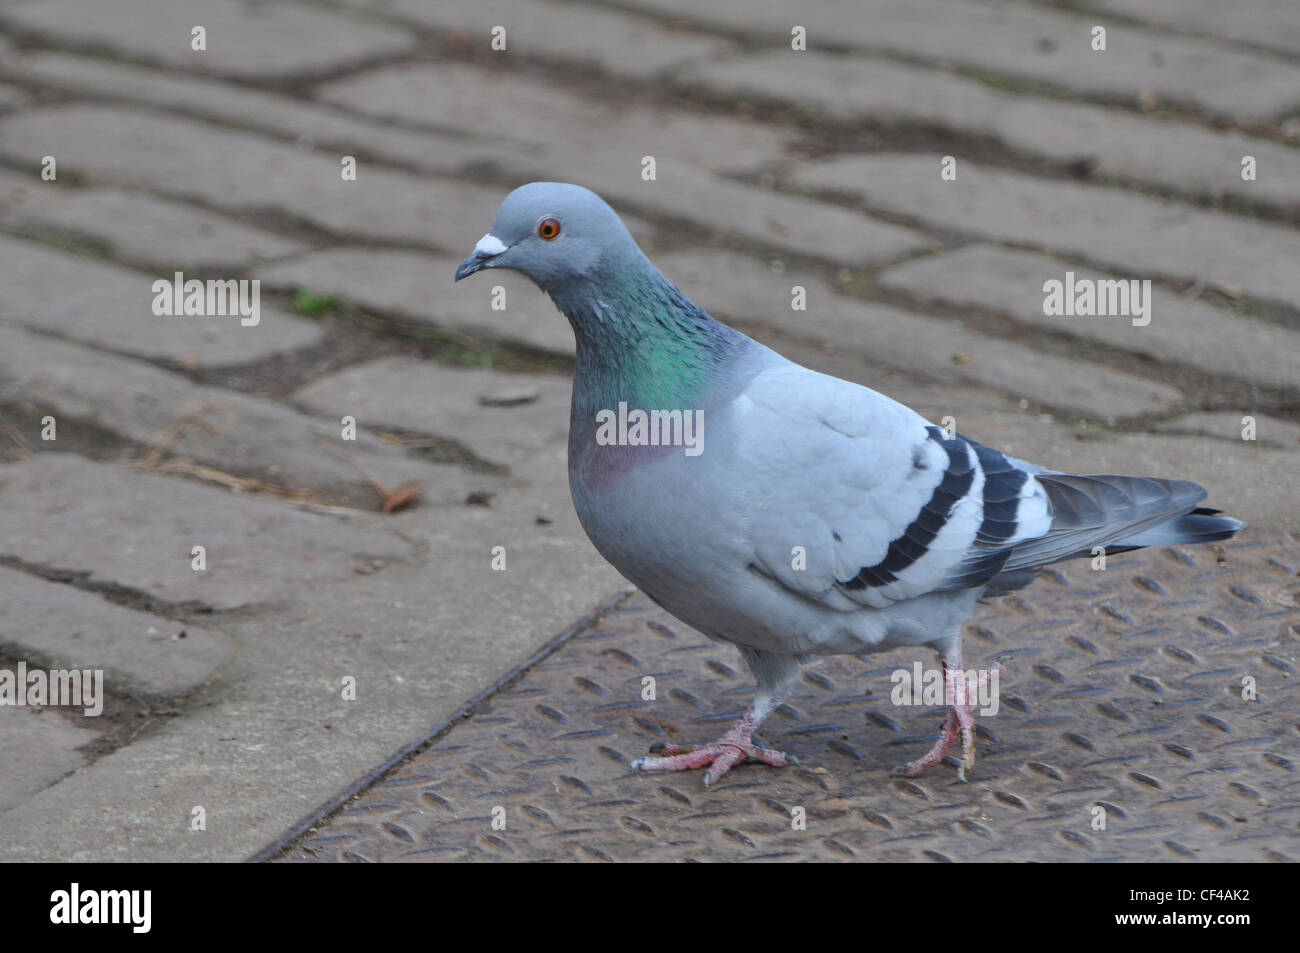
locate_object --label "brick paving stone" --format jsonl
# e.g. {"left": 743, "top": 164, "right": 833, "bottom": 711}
{"left": 1050, "top": 0, "right": 1300, "bottom": 59}
{"left": 313, "top": 61, "right": 792, "bottom": 175}
{"left": 1066, "top": 431, "right": 1298, "bottom": 531}
{"left": 790, "top": 154, "right": 1300, "bottom": 312}
{"left": 0, "top": 233, "right": 323, "bottom": 367}
{"left": 292, "top": 357, "right": 571, "bottom": 467}
{"left": 0, "top": 454, "right": 419, "bottom": 611}
{"left": 878, "top": 244, "right": 1300, "bottom": 391}
{"left": 257, "top": 248, "right": 580, "bottom": 356}
{"left": 339, "top": 0, "right": 737, "bottom": 78}
{"left": 623, "top": 0, "right": 1300, "bottom": 120}
{"left": 0, "top": 566, "right": 233, "bottom": 700}
{"left": 652, "top": 248, "right": 1181, "bottom": 420}
{"left": 0, "top": 704, "right": 101, "bottom": 814}
{"left": 652, "top": 248, "right": 825, "bottom": 328}
{"left": 0, "top": 82, "right": 25, "bottom": 109}
{"left": 6, "top": 52, "right": 522, "bottom": 177}
{"left": 0, "top": 324, "right": 498, "bottom": 506}
{"left": 0, "top": 0, "right": 416, "bottom": 80}
{"left": 683, "top": 51, "right": 1300, "bottom": 211}
{"left": 0, "top": 168, "right": 307, "bottom": 270}
{"left": 0, "top": 105, "right": 505, "bottom": 251}
{"left": 1153, "top": 411, "right": 1300, "bottom": 449}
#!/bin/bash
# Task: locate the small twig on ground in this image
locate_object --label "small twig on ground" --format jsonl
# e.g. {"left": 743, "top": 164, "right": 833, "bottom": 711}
{"left": 148, "top": 458, "right": 314, "bottom": 500}
{"left": 138, "top": 403, "right": 234, "bottom": 469}
{"left": 320, "top": 441, "right": 424, "bottom": 513}
{"left": 1, "top": 425, "right": 32, "bottom": 458}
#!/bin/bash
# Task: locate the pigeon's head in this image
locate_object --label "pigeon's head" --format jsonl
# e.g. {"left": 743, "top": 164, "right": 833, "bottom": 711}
{"left": 454, "top": 182, "right": 639, "bottom": 290}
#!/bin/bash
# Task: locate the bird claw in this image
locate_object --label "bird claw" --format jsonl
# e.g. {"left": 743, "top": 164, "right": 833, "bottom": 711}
{"left": 895, "top": 700, "right": 981, "bottom": 781}
{"left": 633, "top": 738, "right": 793, "bottom": 785}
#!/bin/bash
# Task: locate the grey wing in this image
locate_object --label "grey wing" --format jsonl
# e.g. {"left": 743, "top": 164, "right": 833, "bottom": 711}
{"left": 942, "top": 438, "right": 1244, "bottom": 595}
{"left": 739, "top": 362, "right": 1241, "bottom": 610}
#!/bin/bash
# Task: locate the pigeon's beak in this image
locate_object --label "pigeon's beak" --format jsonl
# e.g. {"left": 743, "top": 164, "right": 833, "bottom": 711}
{"left": 455, "top": 233, "right": 509, "bottom": 281}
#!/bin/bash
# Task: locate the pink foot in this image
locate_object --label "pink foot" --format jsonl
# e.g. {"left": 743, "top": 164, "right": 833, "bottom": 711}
{"left": 893, "top": 657, "right": 1003, "bottom": 782}
{"left": 632, "top": 716, "right": 794, "bottom": 786}
{"left": 893, "top": 703, "right": 974, "bottom": 780}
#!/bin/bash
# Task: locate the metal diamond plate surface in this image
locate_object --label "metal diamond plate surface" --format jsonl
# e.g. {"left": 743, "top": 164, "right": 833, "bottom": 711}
{"left": 277, "top": 533, "right": 1299, "bottom": 862}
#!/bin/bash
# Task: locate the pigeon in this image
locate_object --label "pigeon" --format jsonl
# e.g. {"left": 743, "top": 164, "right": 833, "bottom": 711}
{"left": 455, "top": 182, "right": 1244, "bottom": 785}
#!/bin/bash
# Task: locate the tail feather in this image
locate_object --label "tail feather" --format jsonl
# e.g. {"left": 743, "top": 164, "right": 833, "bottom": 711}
{"left": 998, "top": 474, "right": 1239, "bottom": 574}
{"left": 1108, "top": 507, "right": 1245, "bottom": 550}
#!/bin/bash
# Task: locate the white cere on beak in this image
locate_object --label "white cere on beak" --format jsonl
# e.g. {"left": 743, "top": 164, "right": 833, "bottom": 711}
{"left": 474, "top": 233, "right": 508, "bottom": 256}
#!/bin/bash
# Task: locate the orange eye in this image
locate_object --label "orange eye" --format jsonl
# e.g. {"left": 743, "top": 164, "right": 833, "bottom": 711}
{"left": 537, "top": 218, "right": 561, "bottom": 240}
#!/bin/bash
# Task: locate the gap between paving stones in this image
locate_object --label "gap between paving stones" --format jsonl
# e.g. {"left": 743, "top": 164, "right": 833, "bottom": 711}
{"left": 0, "top": 555, "right": 218, "bottom": 621}
{"left": 0, "top": 653, "right": 185, "bottom": 812}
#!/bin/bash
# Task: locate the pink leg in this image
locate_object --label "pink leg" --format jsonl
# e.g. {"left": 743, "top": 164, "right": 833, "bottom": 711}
{"left": 894, "top": 701, "right": 962, "bottom": 778}
{"left": 632, "top": 705, "right": 794, "bottom": 787}
{"left": 894, "top": 654, "right": 1002, "bottom": 782}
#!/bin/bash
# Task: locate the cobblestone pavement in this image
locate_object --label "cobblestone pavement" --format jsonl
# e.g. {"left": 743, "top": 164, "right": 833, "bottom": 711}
{"left": 0, "top": 0, "right": 1295, "bottom": 862}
